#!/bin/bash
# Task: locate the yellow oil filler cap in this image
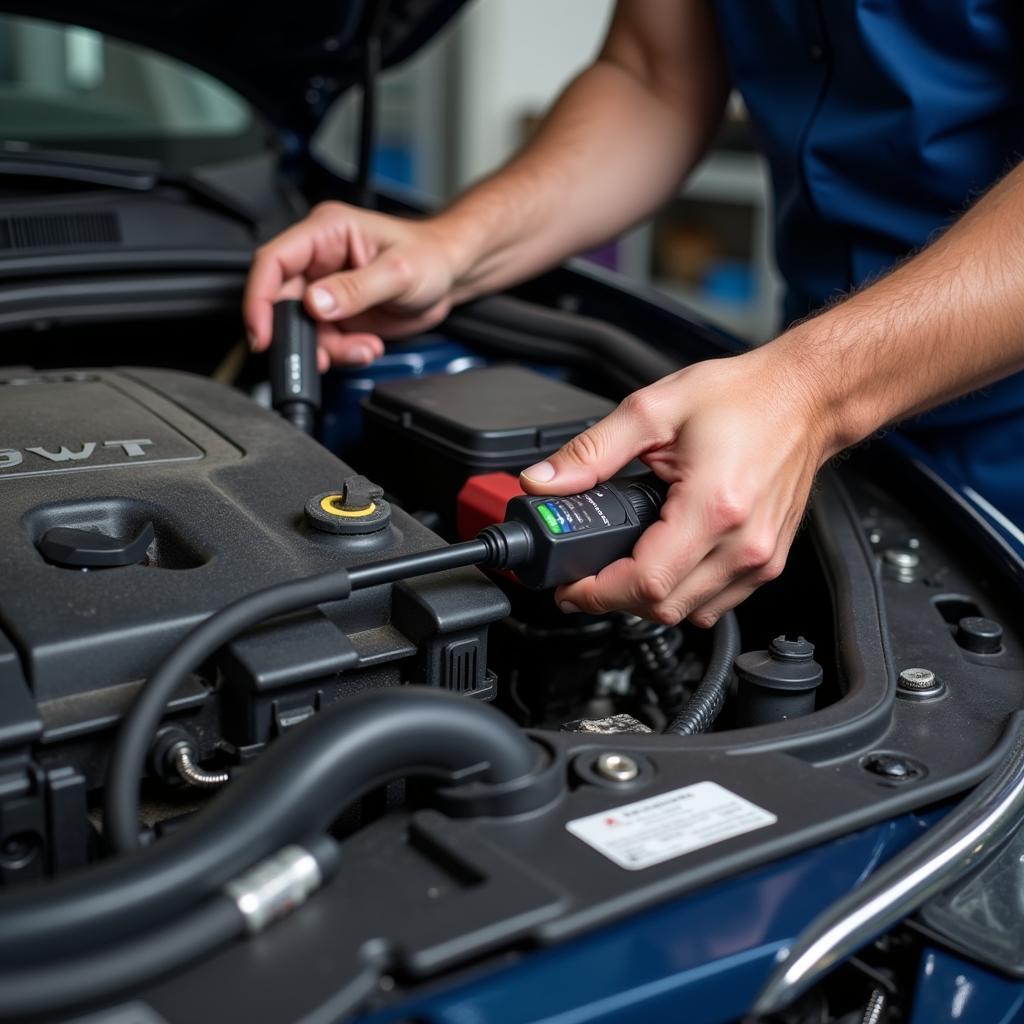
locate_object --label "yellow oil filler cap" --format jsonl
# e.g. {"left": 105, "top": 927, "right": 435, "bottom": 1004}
{"left": 305, "top": 475, "right": 391, "bottom": 535}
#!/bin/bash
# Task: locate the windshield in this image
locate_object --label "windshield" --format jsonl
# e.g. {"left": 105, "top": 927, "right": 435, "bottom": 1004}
{"left": 0, "top": 14, "right": 253, "bottom": 142}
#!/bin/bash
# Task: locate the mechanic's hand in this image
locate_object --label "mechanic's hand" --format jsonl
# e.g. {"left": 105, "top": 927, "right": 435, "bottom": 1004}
{"left": 519, "top": 347, "right": 837, "bottom": 627}
{"left": 244, "top": 202, "right": 462, "bottom": 371}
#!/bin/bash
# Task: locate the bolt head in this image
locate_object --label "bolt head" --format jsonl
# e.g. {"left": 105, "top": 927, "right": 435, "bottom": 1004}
{"left": 595, "top": 752, "right": 640, "bottom": 782}
{"left": 883, "top": 548, "right": 920, "bottom": 569}
{"left": 898, "top": 667, "right": 938, "bottom": 691}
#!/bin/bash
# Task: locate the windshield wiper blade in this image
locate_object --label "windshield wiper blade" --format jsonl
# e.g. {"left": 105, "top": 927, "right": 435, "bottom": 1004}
{"left": 0, "top": 142, "right": 257, "bottom": 230}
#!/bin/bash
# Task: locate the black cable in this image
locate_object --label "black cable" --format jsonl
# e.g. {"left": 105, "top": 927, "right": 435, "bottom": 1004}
{"left": 283, "top": 403, "right": 316, "bottom": 435}
{"left": 346, "top": 538, "right": 490, "bottom": 591}
{"left": 0, "top": 835, "right": 341, "bottom": 1020}
{"left": 621, "top": 617, "right": 688, "bottom": 710}
{"left": 105, "top": 566, "right": 352, "bottom": 854}
{"left": 0, "top": 894, "right": 243, "bottom": 1020}
{"left": 445, "top": 313, "right": 645, "bottom": 394}
{"left": 664, "top": 611, "right": 741, "bottom": 735}
{"left": 461, "top": 294, "right": 683, "bottom": 386}
{"left": 106, "top": 538, "right": 495, "bottom": 854}
{"left": 445, "top": 313, "right": 592, "bottom": 365}
{"left": 356, "top": 1, "right": 389, "bottom": 208}
{"left": 3, "top": 688, "right": 537, "bottom": 968}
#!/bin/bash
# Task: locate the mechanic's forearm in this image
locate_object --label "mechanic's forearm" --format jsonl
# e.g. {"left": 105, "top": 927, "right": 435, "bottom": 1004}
{"left": 775, "top": 160, "right": 1024, "bottom": 456}
{"left": 432, "top": 2, "right": 728, "bottom": 302}
{"left": 435, "top": 63, "right": 715, "bottom": 300}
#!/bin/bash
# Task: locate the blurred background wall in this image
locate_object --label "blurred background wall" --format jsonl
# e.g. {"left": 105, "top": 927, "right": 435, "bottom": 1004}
{"left": 323, "top": 0, "right": 783, "bottom": 343}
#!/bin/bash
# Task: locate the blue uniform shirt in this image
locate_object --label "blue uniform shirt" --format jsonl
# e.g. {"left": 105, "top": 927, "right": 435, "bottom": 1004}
{"left": 711, "top": 0, "right": 1024, "bottom": 519}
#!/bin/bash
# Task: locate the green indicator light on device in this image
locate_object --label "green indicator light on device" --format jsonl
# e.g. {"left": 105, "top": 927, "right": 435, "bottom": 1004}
{"left": 502, "top": 481, "right": 664, "bottom": 589}
{"left": 537, "top": 503, "right": 561, "bottom": 534}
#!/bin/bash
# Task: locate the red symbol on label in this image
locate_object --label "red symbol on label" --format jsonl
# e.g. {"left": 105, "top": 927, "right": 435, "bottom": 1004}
{"left": 604, "top": 817, "right": 620, "bottom": 826}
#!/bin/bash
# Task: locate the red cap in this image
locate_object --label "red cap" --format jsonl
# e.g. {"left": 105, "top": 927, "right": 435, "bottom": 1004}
{"left": 456, "top": 472, "right": 525, "bottom": 541}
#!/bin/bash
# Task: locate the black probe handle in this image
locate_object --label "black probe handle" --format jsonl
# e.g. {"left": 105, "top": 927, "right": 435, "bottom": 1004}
{"left": 269, "top": 300, "right": 321, "bottom": 435}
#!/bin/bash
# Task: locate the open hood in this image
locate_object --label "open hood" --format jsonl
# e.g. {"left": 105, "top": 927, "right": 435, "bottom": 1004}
{"left": 0, "top": 0, "right": 468, "bottom": 138}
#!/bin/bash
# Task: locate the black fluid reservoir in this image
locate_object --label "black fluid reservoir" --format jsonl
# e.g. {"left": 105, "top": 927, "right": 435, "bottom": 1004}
{"left": 734, "top": 635, "right": 823, "bottom": 727}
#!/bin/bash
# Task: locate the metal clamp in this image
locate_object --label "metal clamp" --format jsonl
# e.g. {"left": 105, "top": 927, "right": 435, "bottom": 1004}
{"left": 224, "top": 845, "right": 323, "bottom": 935}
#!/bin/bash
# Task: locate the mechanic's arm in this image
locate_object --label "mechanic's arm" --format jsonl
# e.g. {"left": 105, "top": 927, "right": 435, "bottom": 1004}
{"left": 244, "top": 0, "right": 728, "bottom": 368}
{"left": 522, "top": 161, "right": 1024, "bottom": 627}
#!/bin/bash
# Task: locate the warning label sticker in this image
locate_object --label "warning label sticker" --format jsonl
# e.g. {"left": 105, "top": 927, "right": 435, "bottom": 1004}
{"left": 566, "top": 781, "right": 777, "bottom": 871}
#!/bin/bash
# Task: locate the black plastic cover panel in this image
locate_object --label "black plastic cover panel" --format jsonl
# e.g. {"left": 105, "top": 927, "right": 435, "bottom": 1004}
{"left": 365, "top": 365, "right": 614, "bottom": 458}
{"left": 0, "top": 367, "right": 508, "bottom": 716}
{"left": 0, "top": 373, "right": 204, "bottom": 478}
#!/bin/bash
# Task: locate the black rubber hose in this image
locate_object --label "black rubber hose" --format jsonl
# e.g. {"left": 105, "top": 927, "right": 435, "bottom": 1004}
{"left": 0, "top": 835, "right": 341, "bottom": 1020}
{"left": 444, "top": 314, "right": 645, "bottom": 394}
{"left": 463, "top": 294, "right": 683, "bottom": 385}
{"left": 3, "top": 687, "right": 537, "bottom": 967}
{"left": 105, "top": 538, "right": 492, "bottom": 854}
{"left": 0, "top": 894, "right": 242, "bottom": 1020}
{"left": 664, "top": 611, "right": 741, "bottom": 735}
{"left": 105, "top": 566, "right": 352, "bottom": 853}
{"left": 356, "top": 1, "right": 388, "bottom": 207}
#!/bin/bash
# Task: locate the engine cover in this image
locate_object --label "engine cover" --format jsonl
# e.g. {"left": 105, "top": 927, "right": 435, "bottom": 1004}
{"left": 0, "top": 367, "right": 508, "bottom": 883}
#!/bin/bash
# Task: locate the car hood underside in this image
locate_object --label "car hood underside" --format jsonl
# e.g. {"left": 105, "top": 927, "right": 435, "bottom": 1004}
{"left": 0, "top": 0, "right": 467, "bottom": 138}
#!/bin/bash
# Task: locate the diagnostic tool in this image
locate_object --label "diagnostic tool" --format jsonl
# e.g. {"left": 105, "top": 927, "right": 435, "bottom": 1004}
{"left": 493, "top": 479, "right": 665, "bottom": 588}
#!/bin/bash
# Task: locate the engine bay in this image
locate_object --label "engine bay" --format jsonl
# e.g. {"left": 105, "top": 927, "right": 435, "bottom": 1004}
{"left": 0, "top": 3, "right": 1022, "bottom": 1014}
{"left": 1, "top": 307, "right": 1024, "bottom": 1021}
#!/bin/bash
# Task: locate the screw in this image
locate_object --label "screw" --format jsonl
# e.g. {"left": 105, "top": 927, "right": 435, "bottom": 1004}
{"left": 898, "top": 667, "right": 938, "bottom": 692}
{"left": 595, "top": 752, "right": 640, "bottom": 782}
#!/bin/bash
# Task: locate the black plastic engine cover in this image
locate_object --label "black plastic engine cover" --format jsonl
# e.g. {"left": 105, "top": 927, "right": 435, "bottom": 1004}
{"left": 0, "top": 367, "right": 508, "bottom": 882}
